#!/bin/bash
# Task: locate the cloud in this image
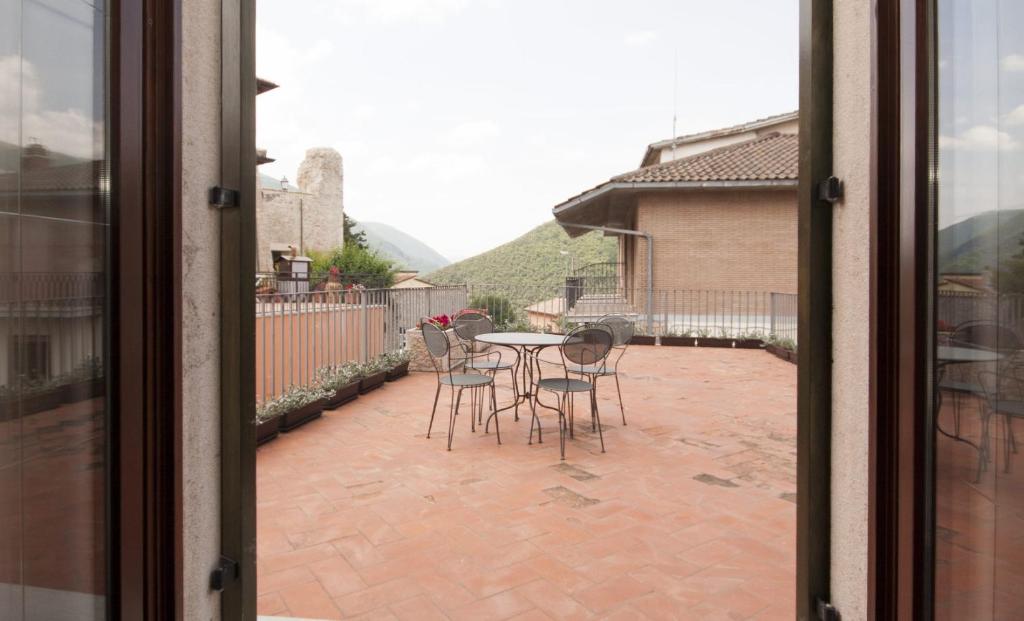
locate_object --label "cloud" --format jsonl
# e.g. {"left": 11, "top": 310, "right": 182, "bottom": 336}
{"left": 0, "top": 55, "right": 102, "bottom": 160}
{"left": 1002, "top": 54, "right": 1024, "bottom": 72}
{"left": 1006, "top": 105, "right": 1024, "bottom": 127}
{"left": 331, "top": 0, "right": 474, "bottom": 25}
{"left": 445, "top": 120, "right": 501, "bottom": 148}
{"left": 939, "top": 125, "right": 1019, "bottom": 152}
{"left": 624, "top": 30, "right": 658, "bottom": 47}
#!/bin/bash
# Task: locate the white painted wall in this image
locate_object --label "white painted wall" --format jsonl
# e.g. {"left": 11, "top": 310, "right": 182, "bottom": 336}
{"left": 831, "top": 0, "right": 873, "bottom": 617}
{"left": 181, "top": 0, "right": 222, "bottom": 618}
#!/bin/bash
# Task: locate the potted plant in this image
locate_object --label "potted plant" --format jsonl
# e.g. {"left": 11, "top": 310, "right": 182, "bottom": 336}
{"left": 384, "top": 350, "right": 412, "bottom": 381}
{"left": 20, "top": 378, "right": 64, "bottom": 415}
{"left": 358, "top": 357, "right": 388, "bottom": 394}
{"left": 631, "top": 334, "right": 657, "bottom": 346}
{"left": 60, "top": 356, "right": 105, "bottom": 403}
{"left": 278, "top": 384, "right": 330, "bottom": 431}
{"left": 766, "top": 337, "right": 797, "bottom": 364}
{"left": 318, "top": 363, "right": 361, "bottom": 409}
{"left": 255, "top": 400, "right": 284, "bottom": 445}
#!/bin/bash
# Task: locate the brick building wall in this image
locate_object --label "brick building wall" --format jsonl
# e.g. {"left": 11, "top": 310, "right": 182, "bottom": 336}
{"left": 625, "top": 189, "right": 797, "bottom": 307}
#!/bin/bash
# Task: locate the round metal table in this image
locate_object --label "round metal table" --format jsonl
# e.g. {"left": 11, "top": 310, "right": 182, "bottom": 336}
{"left": 475, "top": 332, "right": 567, "bottom": 437}
{"left": 935, "top": 346, "right": 1003, "bottom": 473}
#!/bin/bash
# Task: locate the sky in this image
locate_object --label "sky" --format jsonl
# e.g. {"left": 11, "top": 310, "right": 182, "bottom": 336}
{"left": 256, "top": 0, "right": 799, "bottom": 261}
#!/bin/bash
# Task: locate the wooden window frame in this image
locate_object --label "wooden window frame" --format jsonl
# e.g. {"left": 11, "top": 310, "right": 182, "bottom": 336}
{"left": 870, "top": 0, "right": 936, "bottom": 618}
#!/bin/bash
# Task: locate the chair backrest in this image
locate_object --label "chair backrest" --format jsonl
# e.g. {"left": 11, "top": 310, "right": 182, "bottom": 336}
{"left": 421, "top": 319, "right": 450, "bottom": 359}
{"left": 598, "top": 314, "right": 634, "bottom": 347}
{"left": 452, "top": 310, "right": 493, "bottom": 345}
{"left": 561, "top": 325, "right": 614, "bottom": 367}
{"left": 951, "top": 320, "right": 1024, "bottom": 353}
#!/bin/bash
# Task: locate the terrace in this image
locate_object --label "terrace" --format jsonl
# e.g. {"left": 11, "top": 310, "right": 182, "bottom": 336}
{"left": 255, "top": 344, "right": 797, "bottom": 620}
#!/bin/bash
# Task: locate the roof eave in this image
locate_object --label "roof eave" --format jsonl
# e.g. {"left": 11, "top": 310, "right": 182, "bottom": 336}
{"left": 552, "top": 178, "right": 798, "bottom": 217}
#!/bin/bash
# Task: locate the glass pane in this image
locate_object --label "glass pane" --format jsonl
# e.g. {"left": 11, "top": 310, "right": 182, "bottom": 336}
{"left": 0, "top": 0, "right": 109, "bottom": 619}
{"left": 935, "top": 0, "right": 1024, "bottom": 618}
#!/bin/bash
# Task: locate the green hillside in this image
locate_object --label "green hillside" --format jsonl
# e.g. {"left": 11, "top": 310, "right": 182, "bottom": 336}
{"left": 353, "top": 221, "right": 451, "bottom": 273}
{"left": 424, "top": 220, "right": 617, "bottom": 306}
{"left": 939, "top": 209, "right": 1024, "bottom": 273}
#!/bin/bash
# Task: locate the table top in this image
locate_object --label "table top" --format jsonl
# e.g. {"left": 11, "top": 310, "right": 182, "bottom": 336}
{"left": 476, "top": 332, "right": 567, "bottom": 347}
{"left": 937, "top": 345, "right": 1003, "bottom": 363}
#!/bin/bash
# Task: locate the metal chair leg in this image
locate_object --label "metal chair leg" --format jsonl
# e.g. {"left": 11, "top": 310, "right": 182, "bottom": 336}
{"left": 448, "top": 388, "right": 463, "bottom": 451}
{"left": 559, "top": 393, "right": 567, "bottom": 461}
{"left": 426, "top": 382, "right": 442, "bottom": 438}
{"left": 492, "top": 383, "right": 501, "bottom": 445}
{"left": 614, "top": 372, "right": 626, "bottom": 426}
{"left": 592, "top": 387, "right": 606, "bottom": 453}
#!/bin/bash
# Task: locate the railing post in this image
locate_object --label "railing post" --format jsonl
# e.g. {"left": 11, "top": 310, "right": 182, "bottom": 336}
{"left": 361, "top": 289, "right": 369, "bottom": 362}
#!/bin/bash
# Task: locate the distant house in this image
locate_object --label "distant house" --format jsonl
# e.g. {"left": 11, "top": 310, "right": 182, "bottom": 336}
{"left": 937, "top": 273, "right": 990, "bottom": 294}
{"left": 553, "top": 112, "right": 799, "bottom": 319}
{"left": 391, "top": 271, "right": 435, "bottom": 289}
{"left": 525, "top": 297, "right": 565, "bottom": 332}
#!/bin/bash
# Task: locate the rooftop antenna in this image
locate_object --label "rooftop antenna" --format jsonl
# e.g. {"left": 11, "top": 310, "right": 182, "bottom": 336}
{"left": 671, "top": 48, "right": 679, "bottom": 161}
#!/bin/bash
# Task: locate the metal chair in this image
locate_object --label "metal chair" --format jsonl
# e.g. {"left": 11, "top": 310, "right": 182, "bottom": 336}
{"left": 421, "top": 319, "right": 499, "bottom": 450}
{"left": 941, "top": 320, "right": 1022, "bottom": 439}
{"left": 976, "top": 371, "right": 1023, "bottom": 476}
{"left": 531, "top": 325, "right": 614, "bottom": 460}
{"left": 569, "top": 314, "right": 633, "bottom": 426}
{"left": 452, "top": 310, "right": 520, "bottom": 422}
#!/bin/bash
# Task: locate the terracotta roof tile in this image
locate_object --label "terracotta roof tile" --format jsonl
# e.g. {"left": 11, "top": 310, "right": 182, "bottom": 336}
{"left": 614, "top": 133, "right": 798, "bottom": 184}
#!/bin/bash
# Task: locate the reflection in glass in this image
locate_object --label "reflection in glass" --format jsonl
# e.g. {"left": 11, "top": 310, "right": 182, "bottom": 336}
{"left": 934, "top": 0, "right": 1024, "bottom": 619}
{"left": 0, "top": 0, "right": 109, "bottom": 619}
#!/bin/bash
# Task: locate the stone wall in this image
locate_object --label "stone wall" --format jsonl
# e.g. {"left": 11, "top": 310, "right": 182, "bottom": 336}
{"left": 256, "top": 147, "right": 344, "bottom": 271}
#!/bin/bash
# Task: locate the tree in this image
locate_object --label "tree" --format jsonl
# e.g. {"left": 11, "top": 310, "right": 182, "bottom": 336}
{"left": 344, "top": 213, "right": 368, "bottom": 250}
{"left": 308, "top": 244, "right": 396, "bottom": 288}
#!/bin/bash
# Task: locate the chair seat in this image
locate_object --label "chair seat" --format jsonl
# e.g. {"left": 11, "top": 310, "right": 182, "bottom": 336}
{"left": 991, "top": 400, "right": 1024, "bottom": 419}
{"left": 538, "top": 378, "right": 593, "bottom": 393}
{"left": 568, "top": 364, "right": 613, "bottom": 376}
{"left": 441, "top": 374, "right": 494, "bottom": 387}
{"left": 467, "top": 359, "right": 514, "bottom": 371}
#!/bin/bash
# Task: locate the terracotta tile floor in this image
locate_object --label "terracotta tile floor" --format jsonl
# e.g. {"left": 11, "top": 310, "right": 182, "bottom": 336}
{"left": 257, "top": 346, "right": 797, "bottom": 620}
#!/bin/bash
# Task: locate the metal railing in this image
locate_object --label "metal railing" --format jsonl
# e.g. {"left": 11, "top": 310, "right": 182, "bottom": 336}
{"left": 255, "top": 270, "right": 393, "bottom": 295}
{"left": 465, "top": 284, "right": 798, "bottom": 340}
{"left": 937, "top": 291, "right": 1024, "bottom": 336}
{"left": 254, "top": 282, "right": 800, "bottom": 401}
{"left": 0, "top": 296, "right": 105, "bottom": 388}
{"left": 255, "top": 285, "right": 467, "bottom": 402}
{"left": 0, "top": 272, "right": 105, "bottom": 302}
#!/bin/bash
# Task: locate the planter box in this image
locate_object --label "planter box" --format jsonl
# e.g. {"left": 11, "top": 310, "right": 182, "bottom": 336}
{"left": 22, "top": 390, "right": 63, "bottom": 415}
{"left": 659, "top": 336, "right": 693, "bottom": 347}
{"left": 359, "top": 370, "right": 388, "bottom": 394}
{"left": 256, "top": 416, "right": 281, "bottom": 445}
{"left": 325, "top": 381, "right": 360, "bottom": 409}
{"left": 631, "top": 335, "right": 657, "bottom": 346}
{"left": 280, "top": 399, "right": 325, "bottom": 432}
{"left": 60, "top": 378, "right": 104, "bottom": 404}
{"left": 766, "top": 343, "right": 797, "bottom": 364}
{"left": 386, "top": 361, "right": 410, "bottom": 382}
{"left": 733, "top": 339, "right": 765, "bottom": 350}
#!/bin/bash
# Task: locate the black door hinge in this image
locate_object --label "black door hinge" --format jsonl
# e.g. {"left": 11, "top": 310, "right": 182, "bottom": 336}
{"left": 209, "top": 186, "right": 241, "bottom": 209}
{"left": 817, "top": 598, "right": 840, "bottom": 621}
{"left": 818, "top": 176, "right": 844, "bottom": 204}
{"left": 210, "top": 555, "right": 239, "bottom": 592}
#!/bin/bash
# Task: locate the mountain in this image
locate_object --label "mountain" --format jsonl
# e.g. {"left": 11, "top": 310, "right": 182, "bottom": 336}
{"left": 424, "top": 220, "right": 618, "bottom": 306}
{"left": 353, "top": 221, "right": 451, "bottom": 273}
{"left": 939, "top": 209, "right": 1024, "bottom": 273}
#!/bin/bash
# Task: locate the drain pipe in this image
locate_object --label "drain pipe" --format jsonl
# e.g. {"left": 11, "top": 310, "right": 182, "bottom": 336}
{"left": 561, "top": 223, "right": 654, "bottom": 333}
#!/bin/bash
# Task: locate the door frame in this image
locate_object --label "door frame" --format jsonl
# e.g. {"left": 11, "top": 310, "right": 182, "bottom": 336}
{"left": 111, "top": 0, "right": 181, "bottom": 617}
{"left": 870, "top": 0, "right": 936, "bottom": 617}
{"left": 218, "top": 0, "right": 258, "bottom": 617}
{"left": 796, "top": 0, "right": 834, "bottom": 618}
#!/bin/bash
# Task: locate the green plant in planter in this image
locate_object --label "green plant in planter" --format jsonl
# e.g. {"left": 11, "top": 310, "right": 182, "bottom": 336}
{"left": 70, "top": 355, "right": 103, "bottom": 381}
{"left": 316, "top": 364, "right": 359, "bottom": 393}
{"left": 380, "top": 349, "right": 412, "bottom": 371}
{"left": 256, "top": 384, "right": 329, "bottom": 423}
